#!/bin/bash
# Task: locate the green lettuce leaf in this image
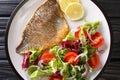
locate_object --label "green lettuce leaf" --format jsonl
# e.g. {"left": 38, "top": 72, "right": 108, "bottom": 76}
{"left": 28, "top": 65, "right": 52, "bottom": 80}
{"left": 49, "top": 59, "right": 58, "bottom": 73}
{"left": 74, "top": 69, "right": 87, "bottom": 80}
{"left": 83, "top": 46, "right": 88, "bottom": 55}
{"left": 27, "top": 65, "right": 38, "bottom": 75}
{"left": 79, "top": 56, "right": 87, "bottom": 64}
{"left": 61, "top": 63, "right": 70, "bottom": 78}
{"left": 63, "top": 32, "right": 77, "bottom": 40}
{"left": 86, "top": 45, "right": 96, "bottom": 58}
{"left": 29, "top": 49, "right": 42, "bottom": 64}
{"left": 84, "top": 21, "right": 100, "bottom": 34}
{"left": 48, "top": 58, "right": 64, "bottom": 72}
{"left": 49, "top": 46, "right": 59, "bottom": 54}
{"left": 58, "top": 49, "right": 70, "bottom": 61}
{"left": 30, "top": 70, "right": 50, "bottom": 80}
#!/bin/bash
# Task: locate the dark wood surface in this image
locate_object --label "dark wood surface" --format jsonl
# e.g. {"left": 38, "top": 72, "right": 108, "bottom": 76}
{"left": 0, "top": 0, "right": 120, "bottom": 80}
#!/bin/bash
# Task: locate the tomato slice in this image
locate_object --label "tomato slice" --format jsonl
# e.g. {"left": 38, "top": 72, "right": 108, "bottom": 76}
{"left": 90, "top": 32, "right": 104, "bottom": 48}
{"left": 74, "top": 27, "right": 88, "bottom": 39}
{"left": 88, "top": 53, "right": 100, "bottom": 68}
{"left": 50, "top": 71, "right": 63, "bottom": 80}
{"left": 64, "top": 52, "right": 79, "bottom": 66}
{"left": 75, "top": 27, "right": 80, "bottom": 39}
{"left": 39, "top": 52, "right": 55, "bottom": 65}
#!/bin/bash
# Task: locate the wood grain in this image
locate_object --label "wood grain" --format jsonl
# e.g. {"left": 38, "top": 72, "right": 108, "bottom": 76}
{"left": 0, "top": 0, "right": 120, "bottom": 80}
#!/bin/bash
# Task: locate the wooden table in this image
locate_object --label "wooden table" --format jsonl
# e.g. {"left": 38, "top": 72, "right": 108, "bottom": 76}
{"left": 0, "top": 0, "right": 120, "bottom": 80}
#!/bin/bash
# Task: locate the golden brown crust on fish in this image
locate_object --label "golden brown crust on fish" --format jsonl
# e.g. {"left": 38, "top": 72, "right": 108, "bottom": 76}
{"left": 16, "top": 0, "right": 69, "bottom": 54}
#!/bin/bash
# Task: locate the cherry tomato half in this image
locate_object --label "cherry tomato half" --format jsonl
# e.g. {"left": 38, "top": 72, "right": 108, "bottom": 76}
{"left": 64, "top": 52, "right": 79, "bottom": 66}
{"left": 90, "top": 32, "right": 104, "bottom": 48}
{"left": 39, "top": 52, "right": 55, "bottom": 65}
{"left": 88, "top": 53, "right": 100, "bottom": 68}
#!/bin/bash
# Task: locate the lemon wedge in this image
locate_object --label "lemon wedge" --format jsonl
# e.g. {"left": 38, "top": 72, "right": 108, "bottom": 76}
{"left": 65, "top": 2, "right": 84, "bottom": 20}
{"left": 59, "top": 0, "right": 79, "bottom": 12}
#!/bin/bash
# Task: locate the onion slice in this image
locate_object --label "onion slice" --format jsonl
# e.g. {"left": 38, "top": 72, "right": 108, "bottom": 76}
{"left": 75, "top": 66, "right": 81, "bottom": 71}
{"left": 87, "top": 31, "right": 97, "bottom": 44}
{"left": 97, "top": 48, "right": 104, "bottom": 53}
{"left": 27, "top": 65, "right": 48, "bottom": 73}
{"left": 38, "top": 67, "right": 48, "bottom": 73}
{"left": 38, "top": 60, "right": 44, "bottom": 68}
{"left": 82, "top": 64, "right": 89, "bottom": 77}
{"left": 74, "top": 53, "right": 88, "bottom": 62}
{"left": 37, "top": 60, "right": 49, "bottom": 72}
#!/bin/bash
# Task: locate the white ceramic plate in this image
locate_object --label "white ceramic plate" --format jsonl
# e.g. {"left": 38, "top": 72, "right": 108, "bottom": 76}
{"left": 6, "top": 0, "right": 111, "bottom": 80}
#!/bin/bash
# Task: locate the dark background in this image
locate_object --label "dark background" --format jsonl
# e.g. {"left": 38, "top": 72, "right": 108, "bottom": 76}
{"left": 0, "top": 0, "right": 120, "bottom": 80}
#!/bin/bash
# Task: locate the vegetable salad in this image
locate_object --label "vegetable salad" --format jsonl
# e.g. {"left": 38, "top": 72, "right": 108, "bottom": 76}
{"left": 22, "top": 21, "right": 104, "bottom": 80}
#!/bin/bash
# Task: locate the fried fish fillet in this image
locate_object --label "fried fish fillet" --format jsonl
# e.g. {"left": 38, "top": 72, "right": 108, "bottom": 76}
{"left": 16, "top": 0, "right": 69, "bottom": 54}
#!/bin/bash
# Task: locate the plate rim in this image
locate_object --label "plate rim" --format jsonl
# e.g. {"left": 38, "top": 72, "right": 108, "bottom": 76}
{"left": 5, "top": 0, "right": 28, "bottom": 80}
{"left": 5, "top": 0, "right": 112, "bottom": 80}
{"left": 91, "top": 0, "right": 112, "bottom": 80}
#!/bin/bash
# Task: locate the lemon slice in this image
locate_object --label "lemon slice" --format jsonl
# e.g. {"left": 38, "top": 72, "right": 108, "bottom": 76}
{"left": 65, "top": 2, "right": 84, "bottom": 20}
{"left": 59, "top": 0, "right": 79, "bottom": 12}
